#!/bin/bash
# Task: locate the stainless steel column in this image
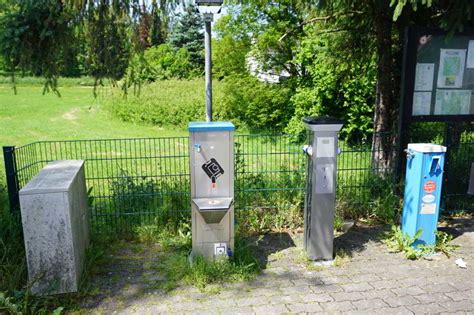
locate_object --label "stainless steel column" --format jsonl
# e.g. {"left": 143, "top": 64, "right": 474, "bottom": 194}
{"left": 189, "top": 122, "right": 235, "bottom": 260}
{"left": 303, "top": 117, "right": 343, "bottom": 261}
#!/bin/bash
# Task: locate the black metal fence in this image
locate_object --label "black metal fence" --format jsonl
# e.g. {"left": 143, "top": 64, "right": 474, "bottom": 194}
{"left": 2, "top": 129, "right": 472, "bottom": 232}
{"left": 3, "top": 135, "right": 307, "bottom": 232}
{"left": 406, "top": 122, "right": 474, "bottom": 213}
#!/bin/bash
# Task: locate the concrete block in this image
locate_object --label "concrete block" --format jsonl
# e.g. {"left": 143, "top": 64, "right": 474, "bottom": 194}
{"left": 19, "top": 160, "right": 89, "bottom": 295}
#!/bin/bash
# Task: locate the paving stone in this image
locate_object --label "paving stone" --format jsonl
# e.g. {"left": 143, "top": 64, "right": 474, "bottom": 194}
{"left": 313, "top": 284, "right": 344, "bottom": 293}
{"left": 349, "top": 273, "right": 381, "bottom": 283}
{"left": 364, "top": 306, "right": 414, "bottom": 315}
{"left": 321, "top": 300, "right": 356, "bottom": 312}
{"left": 183, "top": 309, "right": 220, "bottom": 315}
{"left": 278, "top": 294, "right": 303, "bottom": 304}
{"left": 341, "top": 282, "right": 374, "bottom": 292}
{"left": 370, "top": 279, "right": 402, "bottom": 290}
{"left": 287, "top": 302, "right": 324, "bottom": 313}
{"left": 252, "top": 303, "right": 289, "bottom": 314}
{"left": 235, "top": 296, "right": 268, "bottom": 307}
{"left": 384, "top": 295, "right": 421, "bottom": 308}
{"left": 171, "top": 300, "right": 204, "bottom": 311}
{"left": 449, "top": 280, "right": 474, "bottom": 291}
{"left": 320, "top": 275, "right": 352, "bottom": 285}
{"left": 330, "top": 291, "right": 364, "bottom": 301}
{"left": 292, "top": 277, "right": 324, "bottom": 286}
{"left": 220, "top": 306, "right": 254, "bottom": 314}
{"left": 360, "top": 289, "right": 396, "bottom": 300}
{"left": 422, "top": 283, "right": 458, "bottom": 294}
{"left": 300, "top": 293, "right": 333, "bottom": 303}
{"left": 281, "top": 285, "right": 311, "bottom": 295}
{"left": 392, "top": 286, "right": 426, "bottom": 297}
{"left": 437, "top": 300, "right": 474, "bottom": 312}
{"left": 407, "top": 302, "right": 446, "bottom": 314}
{"left": 414, "top": 292, "right": 453, "bottom": 304}
{"left": 445, "top": 290, "right": 473, "bottom": 302}
{"left": 80, "top": 227, "right": 474, "bottom": 315}
{"left": 201, "top": 297, "right": 237, "bottom": 309}
{"left": 351, "top": 298, "right": 388, "bottom": 310}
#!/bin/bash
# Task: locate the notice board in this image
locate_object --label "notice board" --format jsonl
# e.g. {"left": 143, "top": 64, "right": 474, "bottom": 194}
{"left": 401, "top": 27, "right": 474, "bottom": 122}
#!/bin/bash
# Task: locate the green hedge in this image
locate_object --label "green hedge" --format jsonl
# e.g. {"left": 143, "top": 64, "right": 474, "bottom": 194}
{"left": 107, "top": 79, "right": 226, "bottom": 128}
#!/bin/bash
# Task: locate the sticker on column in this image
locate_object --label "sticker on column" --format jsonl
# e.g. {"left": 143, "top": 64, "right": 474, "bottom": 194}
{"left": 423, "top": 180, "right": 436, "bottom": 194}
{"left": 420, "top": 203, "right": 437, "bottom": 214}
{"left": 316, "top": 137, "right": 335, "bottom": 158}
{"left": 202, "top": 158, "right": 224, "bottom": 187}
{"left": 422, "top": 194, "right": 436, "bottom": 203}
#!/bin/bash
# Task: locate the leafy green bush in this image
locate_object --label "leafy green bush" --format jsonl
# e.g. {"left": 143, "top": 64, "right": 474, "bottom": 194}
{"left": 221, "top": 75, "right": 294, "bottom": 131}
{"left": 108, "top": 79, "right": 225, "bottom": 128}
{"left": 285, "top": 27, "right": 376, "bottom": 141}
{"left": 122, "top": 44, "right": 199, "bottom": 90}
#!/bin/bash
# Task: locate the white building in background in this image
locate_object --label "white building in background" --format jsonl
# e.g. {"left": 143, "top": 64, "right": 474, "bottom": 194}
{"left": 246, "top": 54, "right": 292, "bottom": 83}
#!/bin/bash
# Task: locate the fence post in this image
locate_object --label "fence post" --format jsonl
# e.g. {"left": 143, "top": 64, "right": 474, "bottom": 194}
{"left": 3, "top": 146, "right": 20, "bottom": 212}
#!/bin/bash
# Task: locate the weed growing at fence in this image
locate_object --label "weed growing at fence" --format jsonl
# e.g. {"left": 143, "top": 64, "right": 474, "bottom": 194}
{"left": 138, "top": 223, "right": 261, "bottom": 292}
{"left": 109, "top": 171, "right": 190, "bottom": 235}
{"left": 336, "top": 171, "right": 402, "bottom": 225}
{"left": 383, "top": 225, "right": 459, "bottom": 260}
{"left": 0, "top": 206, "right": 108, "bottom": 314}
{"left": 0, "top": 210, "right": 66, "bottom": 314}
{"left": 236, "top": 203, "right": 303, "bottom": 235}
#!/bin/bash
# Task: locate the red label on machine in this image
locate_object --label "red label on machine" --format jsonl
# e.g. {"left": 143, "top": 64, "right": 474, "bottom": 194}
{"left": 423, "top": 180, "right": 436, "bottom": 193}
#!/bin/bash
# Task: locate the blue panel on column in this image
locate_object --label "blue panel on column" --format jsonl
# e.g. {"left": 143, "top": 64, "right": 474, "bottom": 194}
{"left": 401, "top": 143, "right": 446, "bottom": 246}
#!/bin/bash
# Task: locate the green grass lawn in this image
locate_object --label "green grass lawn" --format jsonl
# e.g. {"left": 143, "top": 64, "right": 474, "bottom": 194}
{"left": 0, "top": 85, "right": 187, "bottom": 148}
{"left": 0, "top": 79, "right": 192, "bottom": 201}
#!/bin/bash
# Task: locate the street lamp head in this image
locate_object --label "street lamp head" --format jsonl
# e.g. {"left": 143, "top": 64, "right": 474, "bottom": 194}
{"left": 195, "top": 0, "right": 223, "bottom": 15}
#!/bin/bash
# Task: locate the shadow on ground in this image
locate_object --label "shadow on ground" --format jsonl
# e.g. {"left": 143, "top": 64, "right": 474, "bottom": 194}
{"left": 439, "top": 217, "right": 474, "bottom": 238}
{"left": 333, "top": 224, "right": 389, "bottom": 259}
{"left": 247, "top": 232, "right": 296, "bottom": 269}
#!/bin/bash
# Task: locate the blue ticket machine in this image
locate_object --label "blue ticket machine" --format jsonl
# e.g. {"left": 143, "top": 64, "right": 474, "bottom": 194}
{"left": 402, "top": 143, "right": 446, "bottom": 246}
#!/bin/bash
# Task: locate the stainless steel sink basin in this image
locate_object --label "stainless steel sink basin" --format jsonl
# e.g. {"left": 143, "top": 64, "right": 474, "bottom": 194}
{"left": 192, "top": 197, "right": 233, "bottom": 223}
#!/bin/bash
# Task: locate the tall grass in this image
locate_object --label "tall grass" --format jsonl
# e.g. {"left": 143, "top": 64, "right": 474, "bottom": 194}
{"left": 106, "top": 79, "right": 227, "bottom": 128}
{"left": 0, "top": 76, "right": 100, "bottom": 87}
{"left": 336, "top": 171, "right": 403, "bottom": 226}
{"left": 140, "top": 223, "right": 261, "bottom": 292}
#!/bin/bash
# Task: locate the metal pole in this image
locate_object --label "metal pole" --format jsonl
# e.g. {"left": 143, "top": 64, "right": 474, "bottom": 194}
{"left": 3, "top": 146, "right": 20, "bottom": 212}
{"left": 205, "top": 19, "right": 213, "bottom": 122}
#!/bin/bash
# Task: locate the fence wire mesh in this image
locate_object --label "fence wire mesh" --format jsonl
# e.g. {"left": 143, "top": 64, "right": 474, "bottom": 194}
{"left": 4, "top": 128, "right": 473, "bottom": 232}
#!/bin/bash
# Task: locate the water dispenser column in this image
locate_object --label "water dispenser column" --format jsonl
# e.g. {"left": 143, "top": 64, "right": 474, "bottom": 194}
{"left": 189, "top": 122, "right": 235, "bottom": 260}
{"left": 302, "top": 117, "right": 343, "bottom": 261}
{"left": 402, "top": 143, "right": 446, "bottom": 246}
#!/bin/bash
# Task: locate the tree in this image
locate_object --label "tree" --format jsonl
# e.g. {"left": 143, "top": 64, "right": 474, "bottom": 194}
{"left": 0, "top": 0, "right": 181, "bottom": 90}
{"left": 213, "top": 6, "right": 256, "bottom": 78}
{"left": 168, "top": 4, "right": 204, "bottom": 69}
{"left": 150, "top": 0, "right": 165, "bottom": 46}
{"left": 0, "top": 0, "right": 75, "bottom": 92}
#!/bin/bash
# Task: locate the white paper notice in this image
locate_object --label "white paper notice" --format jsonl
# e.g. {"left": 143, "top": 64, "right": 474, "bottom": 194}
{"left": 437, "top": 49, "right": 466, "bottom": 88}
{"left": 435, "top": 90, "right": 471, "bottom": 115}
{"left": 420, "top": 203, "right": 436, "bottom": 215}
{"left": 412, "top": 92, "right": 432, "bottom": 115}
{"left": 414, "top": 63, "right": 435, "bottom": 91}
{"left": 467, "top": 40, "right": 474, "bottom": 68}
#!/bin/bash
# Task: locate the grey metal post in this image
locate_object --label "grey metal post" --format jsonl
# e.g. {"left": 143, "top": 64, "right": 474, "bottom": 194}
{"left": 204, "top": 19, "right": 213, "bottom": 122}
{"left": 2, "top": 145, "right": 20, "bottom": 212}
{"left": 302, "top": 117, "right": 343, "bottom": 261}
